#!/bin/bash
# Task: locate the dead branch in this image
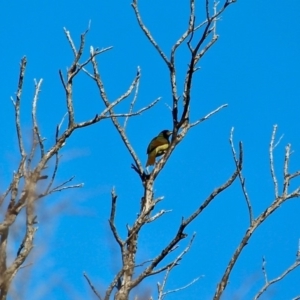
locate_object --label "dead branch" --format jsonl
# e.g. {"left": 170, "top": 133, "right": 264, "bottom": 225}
{"left": 214, "top": 128, "right": 300, "bottom": 300}
{"left": 90, "top": 51, "right": 157, "bottom": 175}
{"left": 0, "top": 178, "right": 37, "bottom": 298}
{"left": 130, "top": 158, "right": 240, "bottom": 290}
{"left": 84, "top": 272, "right": 102, "bottom": 300}
{"left": 49, "top": 183, "right": 84, "bottom": 194}
{"left": 123, "top": 67, "right": 140, "bottom": 130}
{"left": 12, "top": 57, "right": 27, "bottom": 160}
{"left": 104, "top": 269, "right": 124, "bottom": 300}
{"left": 109, "top": 189, "right": 124, "bottom": 249}
{"left": 32, "top": 79, "right": 45, "bottom": 158}
{"left": 101, "top": 2, "right": 237, "bottom": 299}
{"left": 131, "top": 0, "right": 170, "bottom": 67}
{"left": 0, "top": 23, "right": 152, "bottom": 298}
{"left": 230, "top": 128, "right": 253, "bottom": 225}
{"left": 158, "top": 277, "right": 201, "bottom": 300}
{"left": 135, "top": 259, "right": 154, "bottom": 268}
{"left": 254, "top": 251, "right": 300, "bottom": 300}
{"left": 0, "top": 158, "right": 25, "bottom": 208}
{"left": 269, "top": 125, "right": 280, "bottom": 198}
{"left": 146, "top": 209, "right": 172, "bottom": 223}
{"left": 188, "top": 104, "right": 228, "bottom": 128}
{"left": 283, "top": 144, "right": 291, "bottom": 196}
{"left": 157, "top": 233, "right": 200, "bottom": 300}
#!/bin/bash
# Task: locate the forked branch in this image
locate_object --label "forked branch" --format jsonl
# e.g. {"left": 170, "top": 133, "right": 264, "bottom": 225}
{"left": 214, "top": 127, "right": 300, "bottom": 300}
{"left": 254, "top": 248, "right": 300, "bottom": 300}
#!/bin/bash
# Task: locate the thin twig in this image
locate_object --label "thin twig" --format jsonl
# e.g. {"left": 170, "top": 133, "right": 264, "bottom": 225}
{"left": 19, "top": 262, "right": 33, "bottom": 270}
{"left": 73, "top": 47, "right": 113, "bottom": 79}
{"left": 104, "top": 269, "right": 124, "bottom": 300}
{"left": 50, "top": 176, "right": 76, "bottom": 191}
{"left": 205, "top": 0, "right": 210, "bottom": 20}
{"left": 109, "top": 188, "right": 124, "bottom": 249}
{"left": 158, "top": 233, "right": 199, "bottom": 300}
{"left": 81, "top": 46, "right": 114, "bottom": 80}
{"left": 214, "top": 158, "right": 300, "bottom": 300}
{"left": 170, "top": 0, "right": 195, "bottom": 122}
{"left": 76, "top": 96, "right": 160, "bottom": 129}
{"left": 90, "top": 48, "right": 146, "bottom": 173}
{"left": 84, "top": 272, "right": 102, "bottom": 300}
{"left": 1, "top": 156, "right": 24, "bottom": 209}
{"left": 195, "top": 32, "right": 218, "bottom": 63}
{"left": 131, "top": 161, "right": 241, "bottom": 289}
{"left": 63, "top": 27, "right": 77, "bottom": 57}
{"left": 147, "top": 210, "right": 172, "bottom": 223}
{"left": 213, "top": 0, "right": 220, "bottom": 38}
{"left": 269, "top": 125, "right": 279, "bottom": 198}
{"left": 283, "top": 144, "right": 291, "bottom": 196}
{"left": 189, "top": 104, "right": 228, "bottom": 128}
{"left": 56, "top": 112, "right": 68, "bottom": 141}
{"left": 131, "top": 0, "right": 170, "bottom": 67}
{"left": 39, "top": 175, "right": 83, "bottom": 197}
{"left": 123, "top": 67, "right": 141, "bottom": 130}
{"left": 13, "top": 57, "right": 27, "bottom": 159}
{"left": 254, "top": 256, "right": 300, "bottom": 300}
{"left": 160, "top": 277, "right": 201, "bottom": 300}
{"left": 32, "top": 79, "right": 45, "bottom": 158}
{"left": 0, "top": 183, "right": 12, "bottom": 207}
{"left": 229, "top": 128, "right": 253, "bottom": 225}
{"left": 135, "top": 259, "right": 153, "bottom": 268}
{"left": 172, "top": 0, "right": 195, "bottom": 54}
{"left": 45, "top": 152, "right": 60, "bottom": 195}
{"left": 62, "top": 26, "right": 92, "bottom": 127}
{"left": 49, "top": 183, "right": 83, "bottom": 193}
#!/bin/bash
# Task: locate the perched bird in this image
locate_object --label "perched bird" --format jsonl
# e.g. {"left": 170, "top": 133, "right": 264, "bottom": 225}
{"left": 146, "top": 130, "right": 172, "bottom": 167}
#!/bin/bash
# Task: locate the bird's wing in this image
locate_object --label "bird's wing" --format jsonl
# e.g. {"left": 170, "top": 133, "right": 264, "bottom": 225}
{"left": 147, "top": 137, "right": 168, "bottom": 154}
{"left": 155, "top": 144, "right": 169, "bottom": 156}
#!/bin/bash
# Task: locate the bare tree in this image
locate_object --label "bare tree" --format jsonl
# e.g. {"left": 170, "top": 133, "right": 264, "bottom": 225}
{"left": 1, "top": 0, "right": 300, "bottom": 299}
{"left": 83, "top": 0, "right": 300, "bottom": 299}
{"left": 0, "top": 26, "right": 156, "bottom": 300}
{"left": 89, "top": 0, "right": 240, "bottom": 298}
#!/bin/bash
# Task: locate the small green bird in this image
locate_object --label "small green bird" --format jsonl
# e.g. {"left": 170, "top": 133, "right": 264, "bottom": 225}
{"left": 146, "top": 130, "right": 172, "bottom": 167}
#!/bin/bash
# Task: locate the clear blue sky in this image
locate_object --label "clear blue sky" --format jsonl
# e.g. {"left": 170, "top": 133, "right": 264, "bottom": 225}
{"left": 1, "top": 1, "right": 300, "bottom": 299}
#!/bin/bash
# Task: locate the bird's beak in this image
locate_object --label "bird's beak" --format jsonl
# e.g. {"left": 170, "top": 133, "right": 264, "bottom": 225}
{"left": 168, "top": 131, "right": 172, "bottom": 136}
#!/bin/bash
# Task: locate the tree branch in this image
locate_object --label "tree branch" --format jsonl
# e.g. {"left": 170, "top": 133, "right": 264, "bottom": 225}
{"left": 131, "top": 0, "right": 170, "bottom": 67}
{"left": 158, "top": 233, "right": 200, "bottom": 300}
{"left": 254, "top": 251, "right": 300, "bottom": 300}
{"left": 229, "top": 127, "right": 253, "bottom": 225}
{"left": 214, "top": 129, "right": 300, "bottom": 300}
{"left": 109, "top": 188, "right": 124, "bottom": 249}
{"left": 12, "top": 57, "right": 27, "bottom": 160}
{"left": 84, "top": 272, "right": 102, "bottom": 300}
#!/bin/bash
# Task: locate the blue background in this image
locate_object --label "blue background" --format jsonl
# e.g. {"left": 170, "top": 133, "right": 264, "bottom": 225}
{"left": 0, "top": 1, "right": 299, "bottom": 299}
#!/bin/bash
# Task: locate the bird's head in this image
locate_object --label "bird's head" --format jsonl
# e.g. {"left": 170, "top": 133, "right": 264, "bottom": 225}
{"left": 159, "top": 130, "right": 172, "bottom": 138}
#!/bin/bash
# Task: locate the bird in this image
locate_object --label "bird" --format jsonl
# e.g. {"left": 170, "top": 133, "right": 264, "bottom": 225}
{"left": 146, "top": 130, "right": 172, "bottom": 167}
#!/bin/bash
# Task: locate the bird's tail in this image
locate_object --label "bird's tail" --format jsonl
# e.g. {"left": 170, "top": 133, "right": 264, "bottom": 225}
{"left": 146, "top": 153, "right": 156, "bottom": 167}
